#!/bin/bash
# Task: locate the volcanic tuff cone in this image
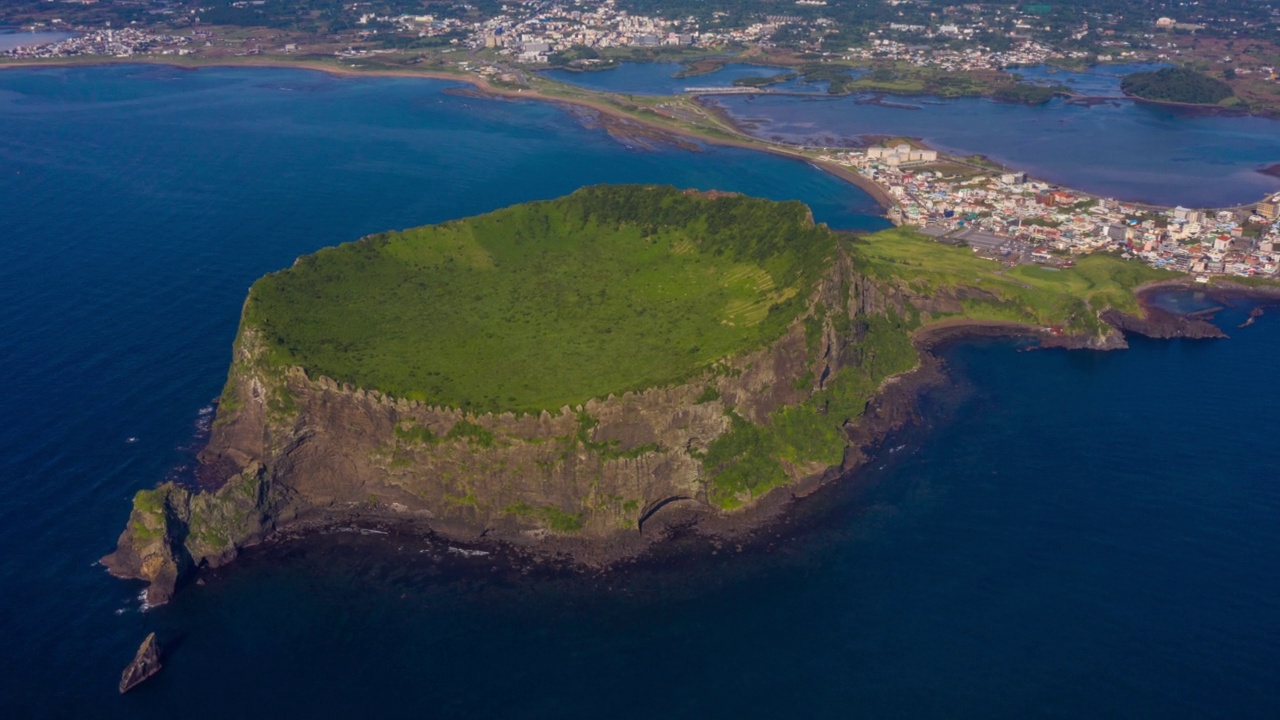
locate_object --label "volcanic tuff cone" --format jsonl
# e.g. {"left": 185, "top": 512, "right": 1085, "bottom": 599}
{"left": 104, "top": 185, "right": 1185, "bottom": 604}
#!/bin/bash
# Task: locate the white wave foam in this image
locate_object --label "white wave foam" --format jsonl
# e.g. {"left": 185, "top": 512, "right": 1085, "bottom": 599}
{"left": 447, "top": 546, "right": 490, "bottom": 558}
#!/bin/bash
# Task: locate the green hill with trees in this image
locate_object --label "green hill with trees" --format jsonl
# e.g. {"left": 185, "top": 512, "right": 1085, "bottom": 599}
{"left": 1120, "top": 67, "right": 1234, "bottom": 105}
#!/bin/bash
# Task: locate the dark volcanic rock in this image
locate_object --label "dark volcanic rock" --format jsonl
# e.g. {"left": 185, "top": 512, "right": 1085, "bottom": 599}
{"left": 1238, "top": 306, "right": 1264, "bottom": 328}
{"left": 101, "top": 460, "right": 280, "bottom": 606}
{"left": 1037, "top": 326, "right": 1129, "bottom": 350}
{"left": 1101, "top": 306, "right": 1227, "bottom": 340}
{"left": 119, "top": 633, "right": 161, "bottom": 694}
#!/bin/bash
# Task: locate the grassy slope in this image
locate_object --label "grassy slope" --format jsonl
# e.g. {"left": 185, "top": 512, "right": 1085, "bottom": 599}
{"left": 702, "top": 228, "right": 1176, "bottom": 508}
{"left": 852, "top": 228, "right": 1174, "bottom": 331}
{"left": 703, "top": 309, "right": 917, "bottom": 509}
{"left": 242, "top": 185, "right": 834, "bottom": 413}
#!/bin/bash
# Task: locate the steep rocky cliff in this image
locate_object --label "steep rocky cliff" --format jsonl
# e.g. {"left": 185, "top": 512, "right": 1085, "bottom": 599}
{"left": 105, "top": 245, "right": 867, "bottom": 603}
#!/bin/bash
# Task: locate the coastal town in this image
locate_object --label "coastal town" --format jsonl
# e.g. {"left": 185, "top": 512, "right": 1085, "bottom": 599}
{"left": 6, "top": 0, "right": 1280, "bottom": 74}
{"left": 820, "top": 143, "right": 1280, "bottom": 279}
{"left": 845, "top": 37, "right": 1075, "bottom": 73}
{"left": 0, "top": 27, "right": 191, "bottom": 59}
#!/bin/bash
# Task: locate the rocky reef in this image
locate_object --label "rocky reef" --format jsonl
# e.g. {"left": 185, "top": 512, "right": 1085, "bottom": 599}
{"left": 1100, "top": 305, "right": 1227, "bottom": 341}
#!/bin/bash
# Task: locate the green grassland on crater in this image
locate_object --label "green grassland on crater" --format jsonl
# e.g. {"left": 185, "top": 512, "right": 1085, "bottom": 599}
{"left": 243, "top": 185, "right": 835, "bottom": 413}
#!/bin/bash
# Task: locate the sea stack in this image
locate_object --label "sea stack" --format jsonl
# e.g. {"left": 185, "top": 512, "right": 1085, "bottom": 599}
{"left": 119, "top": 633, "right": 161, "bottom": 694}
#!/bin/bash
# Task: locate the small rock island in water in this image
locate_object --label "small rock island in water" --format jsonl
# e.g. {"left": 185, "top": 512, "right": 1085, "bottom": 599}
{"left": 104, "top": 184, "right": 1212, "bottom": 604}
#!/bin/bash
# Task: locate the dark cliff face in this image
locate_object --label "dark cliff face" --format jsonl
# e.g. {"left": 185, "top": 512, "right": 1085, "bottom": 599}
{"left": 199, "top": 324, "right": 820, "bottom": 534}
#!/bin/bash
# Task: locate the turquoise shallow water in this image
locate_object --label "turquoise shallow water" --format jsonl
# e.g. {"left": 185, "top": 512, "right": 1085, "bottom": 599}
{"left": 2, "top": 65, "right": 1279, "bottom": 718}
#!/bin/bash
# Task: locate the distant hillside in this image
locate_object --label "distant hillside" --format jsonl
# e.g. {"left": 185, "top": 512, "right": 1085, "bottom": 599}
{"left": 1120, "top": 67, "right": 1234, "bottom": 105}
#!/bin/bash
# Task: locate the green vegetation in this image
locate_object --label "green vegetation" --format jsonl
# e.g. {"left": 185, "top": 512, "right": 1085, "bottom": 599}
{"left": 991, "top": 82, "right": 1070, "bottom": 105}
{"left": 128, "top": 488, "right": 169, "bottom": 542}
{"left": 841, "top": 66, "right": 991, "bottom": 98}
{"left": 600, "top": 442, "right": 663, "bottom": 460}
{"left": 703, "top": 227, "right": 1174, "bottom": 508}
{"left": 694, "top": 386, "right": 721, "bottom": 404}
{"left": 1022, "top": 217, "right": 1062, "bottom": 228}
{"left": 394, "top": 421, "right": 437, "bottom": 445}
{"left": 1120, "top": 67, "right": 1234, "bottom": 105}
{"left": 705, "top": 313, "right": 918, "bottom": 508}
{"left": 504, "top": 501, "right": 585, "bottom": 532}
{"left": 803, "top": 310, "right": 825, "bottom": 355}
{"left": 132, "top": 487, "right": 167, "bottom": 517}
{"left": 444, "top": 492, "right": 480, "bottom": 508}
{"left": 732, "top": 73, "right": 797, "bottom": 88}
{"left": 851, "top": 228, "right": 1174, "bottom": 327}
{"left": 574, "top": 410, "right": 663, "bottom": 458}
{"left": 445, "top": 420, "right": 497, "bottom": 448}
{"left": 548, "top": 44, "right": 604, "bottom": 67}
{"left": 243, "top": 185, "right": 835, "bottom": 414}
{"left": 1210, "top": 274, "right": 1280, "bottom": 289}
{"left": 798, "top": 64, "right": 861, "bottom": 94}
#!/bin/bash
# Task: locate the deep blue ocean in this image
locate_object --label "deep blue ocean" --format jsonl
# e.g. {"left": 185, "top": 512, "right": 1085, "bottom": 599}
{"left": 2, "top": 65, "right": 1279, "bottom": 717}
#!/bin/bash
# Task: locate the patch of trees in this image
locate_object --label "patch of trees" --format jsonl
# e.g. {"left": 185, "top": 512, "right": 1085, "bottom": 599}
{"left": 1120, "top": 67, "right": 1234, "bottom": 105}
{"left": 799, "top": 64, "right": 859, "bottom": 94}
{"left": 548, "top": 45, "right": 601, "bottom": 66}
{"left": 731, "top": 73, "right": 797, "bottom": 88}
{"left": 991, "top": 82, "right": 1070, "bottom": 105}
